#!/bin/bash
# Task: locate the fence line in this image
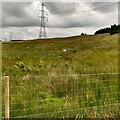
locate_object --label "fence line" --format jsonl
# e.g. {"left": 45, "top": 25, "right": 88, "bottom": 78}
{"left": 7, "top": 72, "right": 119, "bottom": 77}
{"left": 2, "top": 73, "right": 119, "bottom": 118}
{"left": 11, "top": 103, "right": 118, "bottom": 118}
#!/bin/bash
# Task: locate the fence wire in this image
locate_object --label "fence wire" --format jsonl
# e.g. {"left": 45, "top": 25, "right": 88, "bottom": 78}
{"left": 2, "top": 73, "right": 119, "bottom": 118}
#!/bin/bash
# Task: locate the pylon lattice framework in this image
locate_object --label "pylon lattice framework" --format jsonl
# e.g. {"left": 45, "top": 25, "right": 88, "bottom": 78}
{"left": 38, "top": 3, "right": 48, "bottom": 39}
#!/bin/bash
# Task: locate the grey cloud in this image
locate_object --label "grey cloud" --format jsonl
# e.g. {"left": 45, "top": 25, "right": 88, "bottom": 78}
{"left": 2, "top": 17, "right": 39, "bottom": 28}
{"left": 2, "top": 2, "right": 118, "bottom": 29}
{"left": 47, "top": 16, "right": 109, "bottom": 28}
{"left": 2, "top": 2, "right": 34, "bottom": 28}
{"left": 2, "top": 2, "right": 79, "bottom": 28}
{"left": 2, "top": 2, "right": 32, "bottom": 17}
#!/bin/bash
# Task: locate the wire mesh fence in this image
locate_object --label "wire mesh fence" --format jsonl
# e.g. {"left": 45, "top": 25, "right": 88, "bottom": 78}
{"left": 2, "top": 73, "right": 119, "bottom": 118}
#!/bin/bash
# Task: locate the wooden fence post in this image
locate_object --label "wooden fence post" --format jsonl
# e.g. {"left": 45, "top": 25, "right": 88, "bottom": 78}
{"left": 4, "top": 76, "right": 9, "bottom": 119}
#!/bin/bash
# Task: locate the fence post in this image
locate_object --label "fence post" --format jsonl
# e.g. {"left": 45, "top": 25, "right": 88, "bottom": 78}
{"left": 4, "top": 76, "right": 9, "bottom": 119}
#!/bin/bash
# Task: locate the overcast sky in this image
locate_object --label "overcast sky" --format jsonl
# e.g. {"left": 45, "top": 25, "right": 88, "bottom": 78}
{"left": 1, "top": 0, "right": 118, "bottom": 40}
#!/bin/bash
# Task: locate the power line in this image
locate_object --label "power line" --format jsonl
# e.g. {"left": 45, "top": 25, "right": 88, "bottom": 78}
{"left": 48, "top": 2, "right": 118, "bottom": 22}
{"left": 48, "top": 9, "right": 117, "bottom": 24}
{"left": 26, "top": 2, "right": 117, "bottom": 28}
{"left": 22, "top": 10, "right": 39, "bottom": 37}
{"left": 46, "top": 2, "right": 84, "bottom": 12}
{"left": 19, "top": 2, "right": 117, "bottom": 30}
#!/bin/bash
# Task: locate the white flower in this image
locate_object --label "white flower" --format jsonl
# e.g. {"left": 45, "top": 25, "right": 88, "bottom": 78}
{"left": 63, "top": 49, "right": 67, "bottom": 52}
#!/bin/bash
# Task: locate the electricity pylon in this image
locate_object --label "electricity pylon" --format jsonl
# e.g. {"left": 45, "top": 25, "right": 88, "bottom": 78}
{"left": 10, "top": 32, "right": 12, "bottom": 41}
{"left": 38, "top": 3, "right": 48, "bottom": 39}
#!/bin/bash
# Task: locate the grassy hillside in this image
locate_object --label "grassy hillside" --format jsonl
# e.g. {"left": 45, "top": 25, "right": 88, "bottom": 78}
{"left": 2, "top": 34, "right": 118, "bottom": 76}
{"left": 2, "top": 34, "right": 118, "bottom": 118}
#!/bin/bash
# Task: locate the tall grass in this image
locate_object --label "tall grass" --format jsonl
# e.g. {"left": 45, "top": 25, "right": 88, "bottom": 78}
{"left": 2, "top": 33, "right": 119, "bottom": 118}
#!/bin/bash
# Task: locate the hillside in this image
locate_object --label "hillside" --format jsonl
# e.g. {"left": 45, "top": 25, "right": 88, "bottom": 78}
{"left": 2, "top": 33, "right": 118, "bottom": 76}
{"left": 2, "top": 33, "right": 118, "bottom": 118}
